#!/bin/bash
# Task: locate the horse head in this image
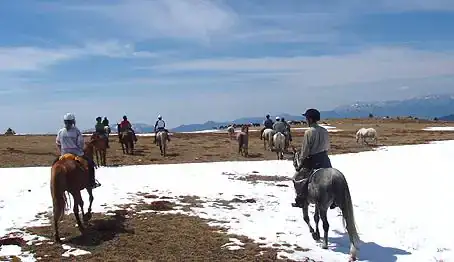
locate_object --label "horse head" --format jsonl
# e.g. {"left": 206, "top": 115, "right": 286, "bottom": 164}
{"left": 292, "top": 147, "right": 301, "bottom": 171}
{"left": 84, "top": 140, "right": 95, "bottom": 156}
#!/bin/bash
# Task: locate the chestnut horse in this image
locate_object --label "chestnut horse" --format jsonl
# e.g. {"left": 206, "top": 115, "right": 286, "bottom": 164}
{"left": 50, "top": 141, "right": 97, "bottom": 243}
{"left": 236, "top": 125, "right": 249, "bottom": 157}
{"left": 90, "top": 133, "right": 108, "bottom": 166}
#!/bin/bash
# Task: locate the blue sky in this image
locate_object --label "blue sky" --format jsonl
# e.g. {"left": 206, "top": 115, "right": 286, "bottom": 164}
{"left": 1, "top": 0, "right": 454, "bottom": 133}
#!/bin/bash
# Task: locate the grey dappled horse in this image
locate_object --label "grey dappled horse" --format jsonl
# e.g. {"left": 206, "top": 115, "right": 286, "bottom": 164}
{"left": 292, "top": 149, "right": 360, "bottom": 261}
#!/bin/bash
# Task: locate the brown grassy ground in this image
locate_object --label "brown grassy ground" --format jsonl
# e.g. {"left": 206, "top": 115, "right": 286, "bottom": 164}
{"left": 1, "top": 118, "right": 453, "bottom": 168}
{"left": 19, "top": 198, "right": 315, "bottom": 262}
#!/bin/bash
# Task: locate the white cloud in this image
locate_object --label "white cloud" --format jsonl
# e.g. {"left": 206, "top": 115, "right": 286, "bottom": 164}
{"left": 65, "top": 0, "right": 238, "bottom": 44}
{"left": 0, "top": 41, "right": 162, "bottom": 72}
{"left": 152, "top": 47, "right": 454, "bottom": 87}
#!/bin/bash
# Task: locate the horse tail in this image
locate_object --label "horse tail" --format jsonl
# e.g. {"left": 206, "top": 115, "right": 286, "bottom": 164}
{"left": 338, "top": 173, "right": 360, "bottom": 254}
{"left": 50, "top": 163, "right": 68, "bottom": 224}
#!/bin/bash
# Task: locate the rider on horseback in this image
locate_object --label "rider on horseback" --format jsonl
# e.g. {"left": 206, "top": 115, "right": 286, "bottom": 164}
{"left": 119, "top": 115, "right": 138, "bottom": 142}
{"left": 272, "top": 116, "right": 288, "bottom": 146}
{"left": 260, "top": 114, "right": 274, "bottom": 140}
{"left": 292, "top": 108, "right": 334, "bottom": 209}
{"left": 154, "top": 115, "right": 171, "bottom": 144}
{"left": 281, "top": 117, "right": 292, "bottom": 144}
{"left": 95, "top": 117, "right": 109, "bottom": 148}
{"left": 102, "top": 117, "right": 109, "bottom": 127}
{"left": 55, "top": 113, "right": 101, "bottom": 188}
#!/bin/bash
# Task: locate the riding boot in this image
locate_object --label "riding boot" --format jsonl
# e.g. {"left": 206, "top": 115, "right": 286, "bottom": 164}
{"left": 291, "top": 195, "right": 305, "bottom": 208}
{"left": 90, "top": 166, "right": 101, "bottom": 188}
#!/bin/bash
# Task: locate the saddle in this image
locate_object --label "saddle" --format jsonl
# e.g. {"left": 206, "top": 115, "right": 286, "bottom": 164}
{"left": 59, "top": 154, "right": 89, "bottom": 172}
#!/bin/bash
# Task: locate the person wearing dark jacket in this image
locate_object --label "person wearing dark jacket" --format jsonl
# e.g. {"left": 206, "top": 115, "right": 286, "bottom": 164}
{"left": 260, "top": 114, "right": 274, "bottom": 140}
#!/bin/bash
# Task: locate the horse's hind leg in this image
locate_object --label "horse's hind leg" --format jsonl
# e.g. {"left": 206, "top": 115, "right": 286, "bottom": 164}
{"left": 83, "top": 188, "right": 94, "bottom": 223}
{"left": 71, "top": 192, "right": 85, "bottom": 233}
{"left": 319, "top": 208, "right": 330, "bottom": 249}
{"left": 312, "top": 205, "right": 321, "bottom": 241}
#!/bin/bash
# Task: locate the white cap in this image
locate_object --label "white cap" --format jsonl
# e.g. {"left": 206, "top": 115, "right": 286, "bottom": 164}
{"left": 63, "top": 113, "right": 75, "bottom": 121}
{"left": 158, "top": 115, "right": 162, "bottom": 118}
{"left": 275, "top": 116, "right": 280, "bottom": 120}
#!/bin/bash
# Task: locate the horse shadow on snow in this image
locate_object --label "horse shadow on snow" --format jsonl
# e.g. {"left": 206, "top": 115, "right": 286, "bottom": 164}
{"left": 329, "top": 230, "right": 411, "bottom": 262}
{"left": 64, "top": 210, "right": 134, "bottom": 248}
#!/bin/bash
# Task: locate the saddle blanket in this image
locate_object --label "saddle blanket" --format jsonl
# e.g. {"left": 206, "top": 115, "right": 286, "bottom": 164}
{"left": 59, "top": 154, "right": 89, "bottom": 171}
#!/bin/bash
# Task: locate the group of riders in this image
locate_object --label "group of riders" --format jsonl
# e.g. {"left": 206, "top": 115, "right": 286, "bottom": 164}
{"left": 54, "top": 113, "right": 172, "bottom": 191}
{"left": 53, "top": 108, "right": 334, "bottom": 210}
{"left": 259, "top": 114, "right": 293, "bottom": 146}
{"left": 259, "top": 109, "right": 335, "bottom": 209}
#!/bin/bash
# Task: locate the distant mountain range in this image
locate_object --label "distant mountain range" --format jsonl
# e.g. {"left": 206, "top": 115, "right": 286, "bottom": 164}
{"left": 439, "top": 114, "right": 454, "bottom": 121}
{"left": 83, "top": 94, "right": 454, "bottom": 133}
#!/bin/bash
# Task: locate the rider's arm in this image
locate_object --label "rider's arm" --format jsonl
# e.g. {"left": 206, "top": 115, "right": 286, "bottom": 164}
{"left": 154, "top": 121, "right": 158, "bottom": 131}
{"left": 55, "top": 130, "right": 62, "bottom": 155}
{"left": 76, "top": 129, "right": 84, "bottom": 151}
{"left": 300, "top": 129, "right": 313, "bottom": 160}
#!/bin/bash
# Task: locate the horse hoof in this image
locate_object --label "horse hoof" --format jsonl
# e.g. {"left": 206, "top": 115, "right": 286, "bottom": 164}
{"left": 321, "top": 244, "right": 328, "bottom": 249}
{"left": 312, "top": 232, "right": 320, "bottom": 241}
{"left": 54, "top": 237, "right": 62, "bottom": 244}
{"left": 83, "top": 213, "right": 92, "bottom": 223}
{"left": 348, "top": 256, "right": 357, "bottom": 262}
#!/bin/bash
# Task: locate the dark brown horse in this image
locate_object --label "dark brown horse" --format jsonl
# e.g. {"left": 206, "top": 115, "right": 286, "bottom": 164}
{"left": 50, "top": 141, "right": 96, "bottom": 243}
{"left": 90, "top": 133, "right": 108, "bottom": 166}
{"left": 117, "top": 124, "right": 134, "bottom": 154}
{"left": 236, "top": 125, "right": 249, "bottom": 157}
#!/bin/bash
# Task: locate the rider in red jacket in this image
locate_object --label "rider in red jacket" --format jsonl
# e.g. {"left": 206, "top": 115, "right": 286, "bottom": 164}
{"left": 119, "top": 115, "right": 138, "bottom": 142}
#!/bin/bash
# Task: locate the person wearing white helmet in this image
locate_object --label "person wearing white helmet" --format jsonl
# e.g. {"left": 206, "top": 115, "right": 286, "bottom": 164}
{"left": 154, "top": 115, "right": 170, "bottom": 144}
{"left": 54, "top": 113, "right": 100, "bottom": 188}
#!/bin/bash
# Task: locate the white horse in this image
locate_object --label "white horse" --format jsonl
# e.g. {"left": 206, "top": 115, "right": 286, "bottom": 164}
{"left": 356, "top": 127, "right": 378, "bottom": 144}
{"left": 104, "top": 126, "right": 111, "bottom": 138}
{"left": 273, "top": 132, "right": 286, "bottom": 160}
{"left": 227, "top": 125, "right": 235, "bottom": 140}
{"left": 262, "top": 128, "right": 275, "bottom": 151}
{"left": 156, "top": 131, "right": 168, "bottom": 156}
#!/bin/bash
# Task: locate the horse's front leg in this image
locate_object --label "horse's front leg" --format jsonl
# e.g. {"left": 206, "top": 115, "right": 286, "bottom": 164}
{"left": 83, "top": 188, "right": 94, "bottom": 223}
{"left": 319, "top": 207, "right": 330, "bottom": 249}
{"left": 312, "top": 205, "right": 321, "bottom": 241}
{"left": 302, "top": 203, "right": 315, "bottom": 235}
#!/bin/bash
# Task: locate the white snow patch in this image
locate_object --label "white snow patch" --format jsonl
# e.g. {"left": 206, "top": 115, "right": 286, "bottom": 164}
{"left": 422, "top": 126, "right": 454, "bottom": 131}
{"left": 0, "top": 140, "right": 453, "bottom": 261}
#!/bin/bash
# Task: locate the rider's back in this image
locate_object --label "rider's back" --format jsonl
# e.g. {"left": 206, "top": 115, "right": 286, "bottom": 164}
{"left": 263, "top": 119, "right": 273, "bottom": 128}
{"left": 305, "top": 124, "right": 330, "bottom": 155}
{"left": 273, "top": 121, "right": 286, "bottom": 133}
{"left": 56, "top": 127, "right": 84, "bottom": 156}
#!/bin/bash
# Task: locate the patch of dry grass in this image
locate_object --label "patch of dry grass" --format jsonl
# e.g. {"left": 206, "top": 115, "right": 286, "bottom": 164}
{"left": 22, "top": 201, "right": 315, "bottom": 262}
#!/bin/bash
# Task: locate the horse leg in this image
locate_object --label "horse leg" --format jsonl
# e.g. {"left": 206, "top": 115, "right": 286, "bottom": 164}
{"left": 302, "top": 203, "right": 315, "bottom": 236}
{"left": 319, "top": 207, "right": 330, "bottom": 249}
{"left": 71, "top": 192, "right": 85, "bottom": 233}
{"left": 312, "top": 205, "right": 321, "bottom": 241}
{"left": 102, "top": 149, "right": 106, "bottom": 166}
{"left": 83, "top": 188, "right": 94, "bottom": 223}
{"left": 52, "top": 199, "right": 64, "bottom": 243}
